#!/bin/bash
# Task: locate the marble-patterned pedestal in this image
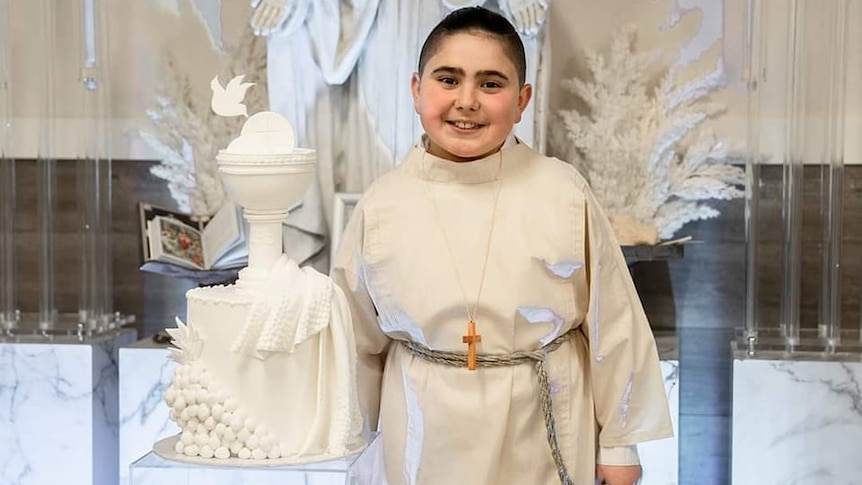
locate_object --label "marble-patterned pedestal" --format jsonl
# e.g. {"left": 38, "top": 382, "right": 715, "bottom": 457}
{"left": 638, "top": 335, "right": 679, "bottom": 485}
{"left": 130, "top": 433, "right": 383, "bottom": 485}
{"left": 732, "top": 356, "right": 862, "bottom": 485}
{"left": 0, "top": 329, "right": 137, "bottom": 485}
{"left": 119, "top": 339, "right": 179, "bottom": 485}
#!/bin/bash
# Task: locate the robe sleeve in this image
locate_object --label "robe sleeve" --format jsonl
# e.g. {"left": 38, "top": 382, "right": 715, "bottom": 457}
{"left": 597, "top": 445, "right": 640, "bottom": 466}
{"left": 579, "top": 186, "right": 674, "bottom": 448}
{"left": 330, "top": 199, "right": 389, "bottom": 431}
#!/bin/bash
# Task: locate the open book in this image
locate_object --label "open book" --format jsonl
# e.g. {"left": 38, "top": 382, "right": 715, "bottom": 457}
{"left": 139, "top": 201, "right": 248, "bottom": 281}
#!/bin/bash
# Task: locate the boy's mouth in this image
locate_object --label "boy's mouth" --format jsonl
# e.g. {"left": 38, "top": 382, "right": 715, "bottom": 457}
{"left": 447, "top": 120, "right": 484, "bottom": 131}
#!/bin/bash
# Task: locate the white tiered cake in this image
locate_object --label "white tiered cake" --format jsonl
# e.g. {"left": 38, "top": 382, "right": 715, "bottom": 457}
{"left": 155, "top": 78, "right": 365, "bottom": 465}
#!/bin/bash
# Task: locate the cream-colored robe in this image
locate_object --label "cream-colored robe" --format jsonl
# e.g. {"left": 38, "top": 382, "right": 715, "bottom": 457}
{"left": 332, "top": 141, "right": 673, "bottom": 485}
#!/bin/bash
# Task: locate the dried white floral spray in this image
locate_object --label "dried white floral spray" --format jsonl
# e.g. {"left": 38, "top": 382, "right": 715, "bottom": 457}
{"left": 550, "top": 25, "right": 744, "bottom": 240}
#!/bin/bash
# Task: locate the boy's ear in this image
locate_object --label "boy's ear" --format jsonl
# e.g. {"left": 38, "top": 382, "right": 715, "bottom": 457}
{"left": 515, "top": 83, "right": 533, "bottom": 122}
{"left": 411, "top": 72, "right": 422, "bottom": 113}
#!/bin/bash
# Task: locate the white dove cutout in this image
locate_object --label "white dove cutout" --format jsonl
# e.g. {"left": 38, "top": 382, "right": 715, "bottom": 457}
{"left": 211, "top": 74, "right": 255, "bottom": 117}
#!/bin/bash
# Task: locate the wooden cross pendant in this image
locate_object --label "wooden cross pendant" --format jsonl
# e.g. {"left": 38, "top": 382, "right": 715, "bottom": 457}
{"left": 462, "top": 320, "right": 482, "bottom": 371}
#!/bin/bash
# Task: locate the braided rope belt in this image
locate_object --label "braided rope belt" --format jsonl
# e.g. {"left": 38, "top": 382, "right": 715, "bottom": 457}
{"left": 400, "top": 328, "right": 578, "bottom": 485}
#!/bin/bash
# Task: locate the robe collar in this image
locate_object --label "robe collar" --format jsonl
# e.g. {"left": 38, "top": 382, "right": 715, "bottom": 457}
{"left": 406, "top": 133, "right": 525, "bottom": 184}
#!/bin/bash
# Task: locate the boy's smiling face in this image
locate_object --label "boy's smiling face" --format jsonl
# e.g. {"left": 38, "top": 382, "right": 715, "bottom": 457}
{"left": 412, "top": 32, "right": 532, "bottom": 163}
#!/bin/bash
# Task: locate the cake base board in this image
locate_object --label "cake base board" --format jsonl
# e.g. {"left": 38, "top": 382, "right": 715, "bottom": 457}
{"left": 153, "top": 435, "right": 368, "bottom": 468}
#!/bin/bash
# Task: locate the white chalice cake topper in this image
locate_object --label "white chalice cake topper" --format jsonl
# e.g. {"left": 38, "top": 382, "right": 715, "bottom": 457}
{"left": 211, "top": 73, "right": 314, "bottom": 286}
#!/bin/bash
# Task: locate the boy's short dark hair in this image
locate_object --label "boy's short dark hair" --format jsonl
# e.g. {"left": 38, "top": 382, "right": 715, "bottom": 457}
{"left": 418, "top": 7, "right": 527, "bottom": 87}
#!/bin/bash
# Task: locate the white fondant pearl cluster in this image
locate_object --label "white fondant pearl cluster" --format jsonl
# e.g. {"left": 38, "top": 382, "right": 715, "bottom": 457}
{"left": 165, "top": 361, "right": 282, "bottom": 460}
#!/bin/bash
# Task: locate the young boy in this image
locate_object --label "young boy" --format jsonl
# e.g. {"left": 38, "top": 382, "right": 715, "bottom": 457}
{"left": 332, "top": 7, "right": 672, "bottom": 485}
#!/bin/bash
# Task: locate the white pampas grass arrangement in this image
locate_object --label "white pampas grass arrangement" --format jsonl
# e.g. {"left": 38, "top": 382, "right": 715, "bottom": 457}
{"left": 139, "top": 30, "right": 268, "bottom": 216}
{"left": 549, "top": 25, "right": 744, "bottom": 240}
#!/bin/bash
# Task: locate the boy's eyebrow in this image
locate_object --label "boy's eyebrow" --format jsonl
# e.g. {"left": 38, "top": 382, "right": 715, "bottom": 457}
{"left": 430, "top": 66, "right": 465, "bottom": 77}
{"left": 430, "top": 66, "right": 510, "bottom": 81}
{"left": 476, "top": 70, "right": 510, "bottom": 81}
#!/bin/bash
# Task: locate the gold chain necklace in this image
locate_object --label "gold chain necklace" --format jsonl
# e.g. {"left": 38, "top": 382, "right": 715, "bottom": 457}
{"left": 422, "top": 151, "right": 504, "bottom": 370}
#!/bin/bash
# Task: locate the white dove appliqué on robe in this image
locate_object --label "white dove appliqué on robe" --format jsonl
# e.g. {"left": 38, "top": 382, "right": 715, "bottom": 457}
{"left": 331, "top": 142, "right": 674, "bottom": 485}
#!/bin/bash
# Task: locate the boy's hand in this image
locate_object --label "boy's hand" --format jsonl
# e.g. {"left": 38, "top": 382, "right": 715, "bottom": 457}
{"left": 595, "top": 464, "right": 642, "bottom": 485}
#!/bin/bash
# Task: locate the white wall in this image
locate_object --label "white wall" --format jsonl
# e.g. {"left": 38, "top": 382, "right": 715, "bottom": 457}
{"left": 4, "top": 0, "right": 862, "bottom": 163}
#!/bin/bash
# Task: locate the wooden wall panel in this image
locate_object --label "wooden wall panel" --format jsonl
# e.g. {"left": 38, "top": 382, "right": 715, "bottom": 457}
{"left": 8, "top": 161, "right": 861, "bottom": 336}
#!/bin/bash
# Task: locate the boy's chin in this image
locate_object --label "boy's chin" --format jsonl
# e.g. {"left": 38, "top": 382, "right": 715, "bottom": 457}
{"left": 445, "top": 150, "right": 493, "bottom": 162}
{"left": 437, "top": 143, "right": 502, "bottom": 162}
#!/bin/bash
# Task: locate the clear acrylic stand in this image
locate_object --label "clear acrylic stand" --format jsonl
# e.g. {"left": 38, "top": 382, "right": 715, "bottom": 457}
{"left": 740, "top": 0, "right": 859, "bottom": 357}
{"left": 130, "top": 433, "right": 383, "bottom": 485}
{"left": 0, "top": 0, "right": 15, "bottom": 332}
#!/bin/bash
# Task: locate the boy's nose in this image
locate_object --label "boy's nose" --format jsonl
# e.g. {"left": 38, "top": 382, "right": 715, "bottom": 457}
{"left": 455, "top": 87, "right": 479, "bottom": 111}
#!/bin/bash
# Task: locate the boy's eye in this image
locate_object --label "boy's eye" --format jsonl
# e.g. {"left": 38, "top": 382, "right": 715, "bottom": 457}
{"left": 438, "top": 76, "right": 457, "bottom": 85}
{"left": 481, "top": 81, "right": 502, "bottom": 89}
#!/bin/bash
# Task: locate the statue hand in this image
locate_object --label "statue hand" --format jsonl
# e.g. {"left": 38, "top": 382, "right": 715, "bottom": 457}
{"left": 501, "top": 0, "right": 549, "bottom": 37}
{"left": 249, "top": 0, "right": 292, "bottom": 36}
